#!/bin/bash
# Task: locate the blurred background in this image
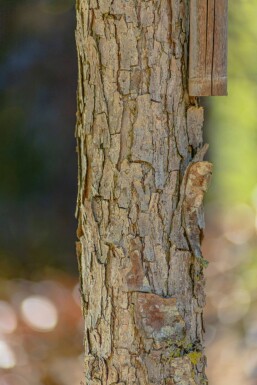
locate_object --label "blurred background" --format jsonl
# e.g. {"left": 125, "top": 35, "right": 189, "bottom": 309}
{"left": 0, "top": 1, "right": 257, "bottom": 384}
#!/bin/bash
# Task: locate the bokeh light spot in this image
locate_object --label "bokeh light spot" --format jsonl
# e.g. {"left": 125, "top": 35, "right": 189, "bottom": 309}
{"left": 0, "top": 341, "right": 16, "bottom": 369}
{"left": 21, "top": 296, "right": 58, "bottom": 332}
{"left": 0, "top": 301, "right": 17, "bottom": 334}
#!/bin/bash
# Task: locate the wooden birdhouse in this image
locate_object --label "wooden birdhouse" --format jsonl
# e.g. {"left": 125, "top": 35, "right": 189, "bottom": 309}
{"left": 189, "top": 0, "right": 228, "bottom": 96}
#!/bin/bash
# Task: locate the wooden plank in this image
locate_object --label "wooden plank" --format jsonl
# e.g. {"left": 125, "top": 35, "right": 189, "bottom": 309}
{"left": 189, "top": 0, "right": 228, "bottom": 96}
{"left": 212, "top": 0, "right": 228, "bottom": 95}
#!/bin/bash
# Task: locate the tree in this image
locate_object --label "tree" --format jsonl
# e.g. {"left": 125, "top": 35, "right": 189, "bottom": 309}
{"left": 75, "top": 1, "right": 212, "bottom": 384}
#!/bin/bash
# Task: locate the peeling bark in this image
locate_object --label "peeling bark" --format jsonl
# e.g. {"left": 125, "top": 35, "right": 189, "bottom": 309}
{"left": 75, "top": 1, "right": 212, "bottom": 384}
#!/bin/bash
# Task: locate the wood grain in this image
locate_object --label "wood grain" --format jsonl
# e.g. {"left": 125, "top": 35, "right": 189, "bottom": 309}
{"left": 189, "top": 0, "right": 228, "bottom": 96}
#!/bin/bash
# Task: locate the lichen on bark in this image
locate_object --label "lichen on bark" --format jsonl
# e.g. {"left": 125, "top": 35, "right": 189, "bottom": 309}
{"left": 75, "top": 1, "right": 212, "bottom": 384}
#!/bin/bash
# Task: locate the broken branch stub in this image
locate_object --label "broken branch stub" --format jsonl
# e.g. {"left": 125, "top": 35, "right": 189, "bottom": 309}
{"left": 189, "top": 0, "right": 228, "bottom": 96}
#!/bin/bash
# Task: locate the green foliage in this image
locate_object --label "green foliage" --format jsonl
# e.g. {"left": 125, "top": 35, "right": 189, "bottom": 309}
{"left": 208, "top": 2, "right": 257, "bottom": 205}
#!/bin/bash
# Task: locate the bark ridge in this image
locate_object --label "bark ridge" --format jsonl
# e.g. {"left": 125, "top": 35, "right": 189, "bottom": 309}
{"left": 75, "top": 1, "right": 212, "bottom": 384}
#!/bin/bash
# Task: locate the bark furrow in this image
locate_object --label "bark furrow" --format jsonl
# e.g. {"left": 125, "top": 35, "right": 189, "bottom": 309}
{"left": 75, "top": 1, "right": 212, "bottom": 384}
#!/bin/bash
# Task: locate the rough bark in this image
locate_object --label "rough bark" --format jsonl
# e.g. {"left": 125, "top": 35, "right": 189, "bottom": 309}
{"left": 75, "top": 1, "right": 212, "bottom": 384}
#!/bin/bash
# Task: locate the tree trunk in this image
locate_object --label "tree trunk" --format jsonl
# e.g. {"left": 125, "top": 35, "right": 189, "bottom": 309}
{"left": 75, "top": 1, "right": 212, "bottom": 384}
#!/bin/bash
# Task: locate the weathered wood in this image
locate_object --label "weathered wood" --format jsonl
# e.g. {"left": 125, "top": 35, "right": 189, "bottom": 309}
{"left": 189, "top": 0, "right": 228, "bottom": 96}
{"left": 75, "top": 0, "right": 212, "bottom": 384}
